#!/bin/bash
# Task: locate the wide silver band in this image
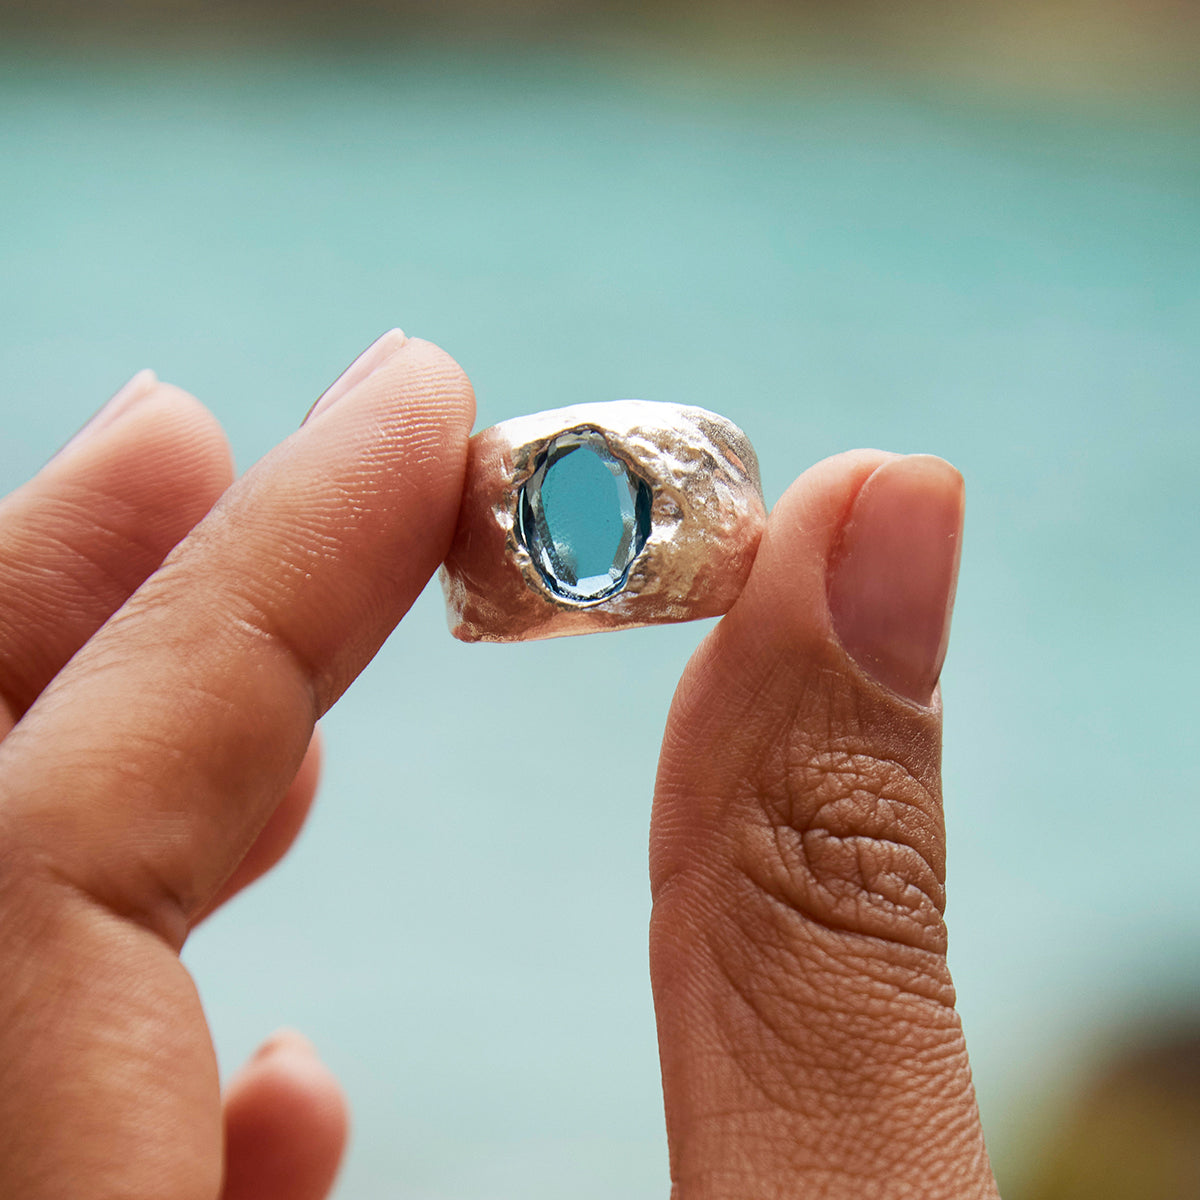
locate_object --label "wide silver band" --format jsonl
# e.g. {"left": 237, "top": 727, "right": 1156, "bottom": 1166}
{"left": 439, "top": 400, "right": 766, "bottom": 643}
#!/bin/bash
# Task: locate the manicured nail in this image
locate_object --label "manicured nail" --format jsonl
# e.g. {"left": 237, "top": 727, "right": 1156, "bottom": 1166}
{"left": 827, "top": 455, "right": 965, "bottom": 705}
{"left": 58, "top": 368, "right": 159, "bottom": 458}
{"left": 302, "top": 328, "right": 408, "bottom": 425}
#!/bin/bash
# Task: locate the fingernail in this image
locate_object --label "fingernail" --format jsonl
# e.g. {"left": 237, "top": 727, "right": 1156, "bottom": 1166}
{"left": 302, "top": 328, "right": 408, "bottom": 426}
{"left": 57, "top": 368, "right": 159, "bottom": 458}
{"left": 254, "top": 1028, "right": 318, "bottom": 1061}
{"left": 827, "top": 455, "right": 965, "bottom": 705}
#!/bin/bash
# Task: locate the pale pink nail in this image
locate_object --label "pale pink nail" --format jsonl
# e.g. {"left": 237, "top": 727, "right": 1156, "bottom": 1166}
{"left": 58, "top": 368, "right": 159, "bottom": 458}
{"left": 827, "top": 455, "right": 965, "bottom": 705}
{"left": 254, "top": 1028, "right": 318, "bottom": 1062}
{"left": 303, "top": 328, "right": 408, "bottom": 425}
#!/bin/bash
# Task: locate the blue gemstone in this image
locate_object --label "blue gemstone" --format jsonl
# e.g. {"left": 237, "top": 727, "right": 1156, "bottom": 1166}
{"left": 519, "top": 431, "right": 651, "bottom": 601}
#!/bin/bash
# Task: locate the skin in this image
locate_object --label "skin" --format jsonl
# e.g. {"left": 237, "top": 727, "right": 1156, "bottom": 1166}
{"left": 0, "top": 331, "right": 1000, "bottom": 1199}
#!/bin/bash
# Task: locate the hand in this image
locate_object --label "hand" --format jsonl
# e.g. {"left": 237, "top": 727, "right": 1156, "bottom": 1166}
{"left": 0, "top": 330, "right": 473, "bottom": 1200}
{"left": 0, "top": 331, "right": 997, "bottom": 1198}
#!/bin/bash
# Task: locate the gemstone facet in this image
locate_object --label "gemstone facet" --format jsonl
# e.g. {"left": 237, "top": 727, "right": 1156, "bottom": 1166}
{"left": 518, "top": 431, "right": 652, "bottom": 602}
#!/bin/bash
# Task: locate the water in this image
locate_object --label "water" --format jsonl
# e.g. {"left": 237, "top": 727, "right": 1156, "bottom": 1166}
{"left": 0, "top": 44, "right": 1197, "bottom": 1197}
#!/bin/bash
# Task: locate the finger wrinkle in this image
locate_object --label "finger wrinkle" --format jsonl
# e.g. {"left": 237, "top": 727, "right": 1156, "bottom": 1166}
{"left": 223, "top": 606, "right": 327, "bottom": 718}
{"left": 3, "top": 492, "right": 181, "bottom": 588}
{"left": 8, "top": 647, "right": 312, "bottom": 944}
{"left": 688, "top": 982, "right": 973, "bottom": 1193}
{"left": 705, "top": 907, "right": 959, "bottom": 1066}
{"left": 674, "top": 1010, "right": 970, "bottom": 1195}
{"left": 705, "top": 697, "right": 948, "bottom": 952}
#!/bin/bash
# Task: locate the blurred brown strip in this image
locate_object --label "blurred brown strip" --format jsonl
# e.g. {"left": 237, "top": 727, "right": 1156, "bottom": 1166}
{"left": 1, "top": 0, "right": 1198, "bottom": 98}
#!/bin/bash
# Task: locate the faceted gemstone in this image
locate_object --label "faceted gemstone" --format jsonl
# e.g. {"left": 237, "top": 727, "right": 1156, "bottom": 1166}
{"left": 519, "top": 431, "right": 652, "bottom": 601}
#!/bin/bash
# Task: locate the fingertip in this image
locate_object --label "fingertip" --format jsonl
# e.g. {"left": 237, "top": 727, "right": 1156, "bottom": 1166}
{"left": 283, "top": 333, "right": 477, "bottom": 613}
{"left": 827, "top": 453, "right": 965, "bottom": 705}
{"left": 223, "top": 1031, "right": 349, "bottom": 1200}
{"left": 385, "top": 335, "right": 477, "bottom": 431}
{"left": 137, "top": 380, "right": 237, "bottom": 497}
{"left": 55, "top": 368, "right": 159, "bottom": 457}
{"left": 114, "top": 366, "right": 160, "bottom": 406}
{"left": 304, "top": 327, "right": 410, "bottom": 425}
{"left": 304, "top": 332, "right": 476, "bottom": 438}
{"left": 294, "top": 335, "right": 476, "bottom": 507}
{"left": 226, "top": 1027, "right": 349, "bottom": 1139}
{"left": 716, "top": 448, "right": 898, "bottom": 666}
{"left": 52, "top": 376, "right": 235, "bottom": 511}
{"left": 253, "top": 1027, "right": 317, "bottom": 1059}
{"left": 712, "top": 447, "right": 965, "bottom": 712}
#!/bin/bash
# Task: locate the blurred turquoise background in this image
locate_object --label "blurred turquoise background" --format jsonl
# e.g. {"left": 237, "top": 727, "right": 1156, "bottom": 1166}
{"left": 1, "top": 41, "right": 1198, "bottom": 1198}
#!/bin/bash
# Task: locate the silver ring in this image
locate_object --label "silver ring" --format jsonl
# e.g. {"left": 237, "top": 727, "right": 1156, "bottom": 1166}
{"left": 439, "top": 400, "right": 766, "bottom": 642}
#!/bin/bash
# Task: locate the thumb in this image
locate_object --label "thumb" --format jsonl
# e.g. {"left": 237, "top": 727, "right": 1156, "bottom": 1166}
{"left": 650, "top": 450, "right": 997, "bottom": 1199}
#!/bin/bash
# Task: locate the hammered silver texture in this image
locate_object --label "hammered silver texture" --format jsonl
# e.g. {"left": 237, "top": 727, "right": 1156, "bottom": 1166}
{"left": 439, "top": 400, "right": 767, "bottom": 642}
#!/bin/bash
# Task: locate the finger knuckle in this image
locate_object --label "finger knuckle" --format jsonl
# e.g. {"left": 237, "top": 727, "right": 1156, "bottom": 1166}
{"left": 733, "top": 682, "right": 948, "bottom": 955}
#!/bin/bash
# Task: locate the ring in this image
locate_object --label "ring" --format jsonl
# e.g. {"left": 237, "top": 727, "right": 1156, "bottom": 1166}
{"left": 438, "top": 400, "right": 767, "bottom": 642}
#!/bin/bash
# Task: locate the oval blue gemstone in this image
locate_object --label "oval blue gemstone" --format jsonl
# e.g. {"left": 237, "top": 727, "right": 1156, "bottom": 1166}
{"left": 519, "top": 431, "right": 651, "bottom": 601}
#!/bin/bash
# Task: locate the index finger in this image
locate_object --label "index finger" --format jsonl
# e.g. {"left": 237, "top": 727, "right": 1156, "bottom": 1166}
{"left": 0, "top": 333, "right": 475, "bottom": 948}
